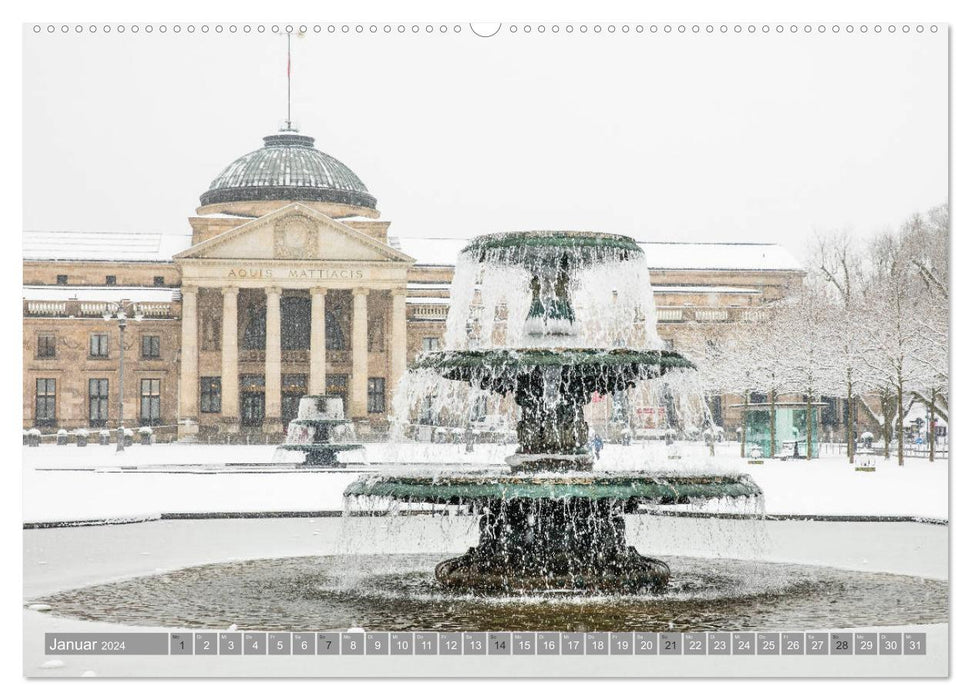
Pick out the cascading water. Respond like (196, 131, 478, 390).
(346, 231, 763, 594)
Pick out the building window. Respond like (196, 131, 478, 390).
(88, 378, 109, 427)
(708, 395, 723, 427)
(325, 310, 345, 350)
(419, 395, 436, 424)
(35, 378, 56, 426)
(89, 333, 110, 358)
(56, 274, 68, 285)
(367, 377, 386, 414)
(200, 377, 222, 414)
(139, 378, 161, 425)
(470, 395, 488, 422)
(36, 334, 57, 359)
(422, 337, 440, 352)
(242, 304, 266, 350)
(141, 335, 161, 359)
(327, 374, 349, 414)
(368, 316, 385, 352)
(240, 374, 265, 427)
(105, 275, 117, 286)
(153, 276, 165, 287)
(281, 297, 311, 351)
(282, 374, 308, 426)
(202, 315, 221, 351)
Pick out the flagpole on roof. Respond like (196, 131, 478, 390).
(286, 30, 292, 130)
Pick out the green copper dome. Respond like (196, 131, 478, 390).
(200, 129, 376, 210)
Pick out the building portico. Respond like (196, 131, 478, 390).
(174, 202, 413, 437)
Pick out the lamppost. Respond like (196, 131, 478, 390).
(103, 301, 143, 452)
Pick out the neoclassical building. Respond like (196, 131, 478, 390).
(23, 125, 806, 440)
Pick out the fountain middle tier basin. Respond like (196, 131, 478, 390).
(413, 348, 694, 394)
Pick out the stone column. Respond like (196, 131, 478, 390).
(309, 287, 327, 395)
(178, 285, 199, 437)
(389, 287, 408, 403)
(264, 287, 283, 433)
(220, 286, 239, 432)
(350, 287, 370, 419)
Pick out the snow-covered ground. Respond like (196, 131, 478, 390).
(23, 516, 949, 677)
(22, 441, 948, 524)
(22, 441, 949, 677)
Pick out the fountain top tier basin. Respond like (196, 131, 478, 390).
(295, 394, 347, 421)
(463, 230, 643, 265)
(344, 471, 761, 505)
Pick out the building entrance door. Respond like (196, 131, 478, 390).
(241, 392, 265, 427)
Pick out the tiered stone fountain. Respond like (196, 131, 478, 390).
(277, 395, 362, 466)
(346, 231, 761, 594)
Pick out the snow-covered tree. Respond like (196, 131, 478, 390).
(812, 230, 870, 463)
(859, 225, 927, 466)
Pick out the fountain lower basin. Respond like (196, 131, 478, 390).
(345, 471, 761, 594)
(28, 550, 948, 632)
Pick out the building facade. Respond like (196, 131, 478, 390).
(23, 126, 806, 440)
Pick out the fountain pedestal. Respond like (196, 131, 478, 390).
(435, 498, 670, 593)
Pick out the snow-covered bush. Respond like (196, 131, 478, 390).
(74, 428, 89, 447)
(138, 426, 153, 445)
(98, 429, 111, 445)
(26, 428, 42, 447)
(56, 429, 69, 446)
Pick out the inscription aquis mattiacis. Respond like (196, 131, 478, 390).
(224, 268, 366, 280)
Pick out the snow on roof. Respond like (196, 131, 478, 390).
(395, 237, 803, 271)
(23, 231, 188, 262)
(639, 242, 803, 271)
(191, 212, 256, 220)
(23, 286, 178, 303)
(24, 230, 803, 272)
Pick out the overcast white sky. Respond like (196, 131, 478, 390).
(22, 25, 947, 260)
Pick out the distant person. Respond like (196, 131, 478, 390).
(592, 434, 604, 460)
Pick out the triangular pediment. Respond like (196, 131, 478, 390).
(174, 203, 414, 264)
